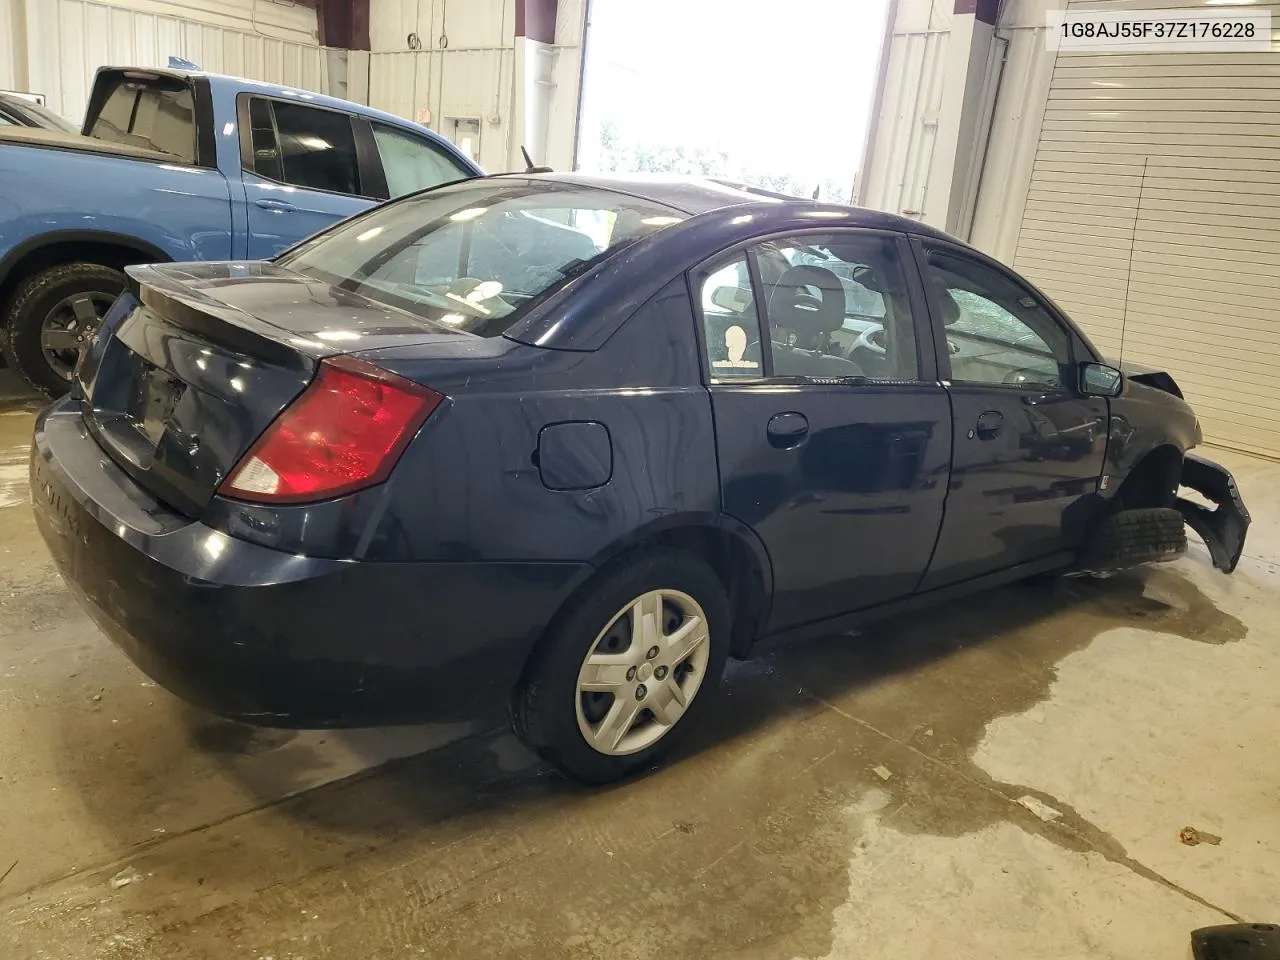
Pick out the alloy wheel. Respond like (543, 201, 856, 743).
(40, 291, 115, 381)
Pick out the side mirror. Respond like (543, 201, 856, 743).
(1079, 361, 1123, 398)
(711, 285, 752, 313)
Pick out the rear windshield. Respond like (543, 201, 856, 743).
(5, 97, 77, 133)
(86, 74, 196, 162)
(277, 182, 686, 338)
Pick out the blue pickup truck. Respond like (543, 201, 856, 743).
(0, 66, 481, 393)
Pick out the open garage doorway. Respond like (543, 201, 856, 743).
(574, 0, 891, 203)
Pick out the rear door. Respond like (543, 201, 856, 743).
(912, 239, 1109, 590)
(695, 229, 951, 634)
(237, 96, 375, 259)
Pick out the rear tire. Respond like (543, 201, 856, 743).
(2, 263, 127, 397)
(511, 550, 730, 784)
(1079, 507, 1187, 574)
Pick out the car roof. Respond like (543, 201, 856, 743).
(494, 171, 955, 241)
(479, 173, 965, 352)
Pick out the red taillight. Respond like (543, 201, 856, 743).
(219, 356, 443, 504)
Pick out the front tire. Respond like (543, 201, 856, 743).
(1079, 506, 1187, 574)
(511, 550, 730, 784)
(2, 263, 126, 396)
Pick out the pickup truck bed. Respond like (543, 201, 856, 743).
(0, 66, 481, 395)
(0, 126, 175, 162)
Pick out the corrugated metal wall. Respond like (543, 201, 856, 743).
(364, 0, 586, 172)
(1011, 0, 1280, 458)
(859, 26, 949, 222)
(367, 0, 518, 171)
(5, 0, 323, 121)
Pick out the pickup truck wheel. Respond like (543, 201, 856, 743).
(2, 263, 126, 396)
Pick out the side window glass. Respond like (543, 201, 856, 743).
(271, 101, 360, 196)
(246, 98, 283, 182)
(926, 251, 1070, 389)
(372, 123, 472, 198)
(755, 233, 919, 382)
(698, 256, 764, 380)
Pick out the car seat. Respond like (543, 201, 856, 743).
(768, 265, 865, 377)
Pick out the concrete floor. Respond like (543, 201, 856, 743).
(2, 366, 1279, 959)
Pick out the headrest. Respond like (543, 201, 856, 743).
(769, 265, 846, 343)
(932, 280, 961, 326)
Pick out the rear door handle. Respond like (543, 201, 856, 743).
(255, 199, 297, 213)
(975, 410, 1004, 440)
(767, 412, 809, 449)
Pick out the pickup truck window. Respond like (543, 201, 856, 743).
(372, 123, 472, 198)
(87, 75, 196, 163)
(247, 98, 284, 182)
(271, 100, 361, 196)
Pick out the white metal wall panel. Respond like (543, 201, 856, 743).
(365, 0, 586, 171)
(966, 8, 1059, 262)
(1011, 0, 1280, 458)
(859, 28, 950, 221)
(0, 0, 20, 90)
(366, 48, 513, 170)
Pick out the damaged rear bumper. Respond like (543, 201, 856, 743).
(1177, 454, 1251, 573)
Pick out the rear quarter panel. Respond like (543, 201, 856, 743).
(368, 279, 719, 564)
(205, 280, 720, 566)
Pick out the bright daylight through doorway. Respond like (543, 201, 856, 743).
(575, 0, 892, 203)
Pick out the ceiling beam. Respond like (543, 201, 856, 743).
(306, 0, 370, 51)
(516, 0, 557, 44)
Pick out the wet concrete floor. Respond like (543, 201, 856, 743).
(2, 368, 1278, 958)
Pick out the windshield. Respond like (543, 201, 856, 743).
(278, 182, 687, 338)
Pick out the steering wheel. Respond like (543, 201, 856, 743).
(1003, 366, 1057, 387)
(853, 324, 886, 357)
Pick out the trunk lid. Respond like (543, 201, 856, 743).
(77, 262, 474, 516)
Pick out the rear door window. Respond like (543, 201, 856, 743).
(372, 123, 473, 198)
(270, 101, 362, 196)
(755, 232, 919, 382)
(696, 255, 765, 381)
(246, 98, 284, 182)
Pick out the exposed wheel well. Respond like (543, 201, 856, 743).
(0, 240, 166, 317)
(1115, 445, 1183, 510)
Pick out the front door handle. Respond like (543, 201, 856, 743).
(767, 412, 809, 449)
(975, 410, 1004, 440)
(255, 198, 297, 213)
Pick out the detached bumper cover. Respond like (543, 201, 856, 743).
(1177, 453, 1251, 574)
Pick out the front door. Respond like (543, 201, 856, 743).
(695, 230, 952, 633)
(914, 241, 1109, 590)
(238, 96, 375, 259)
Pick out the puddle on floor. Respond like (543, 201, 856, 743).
(773, 563, 1265, 958)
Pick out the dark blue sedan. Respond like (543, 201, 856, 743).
(30, 174, 1248, 783)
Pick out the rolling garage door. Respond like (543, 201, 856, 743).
(1010, 1, 1280, 458)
